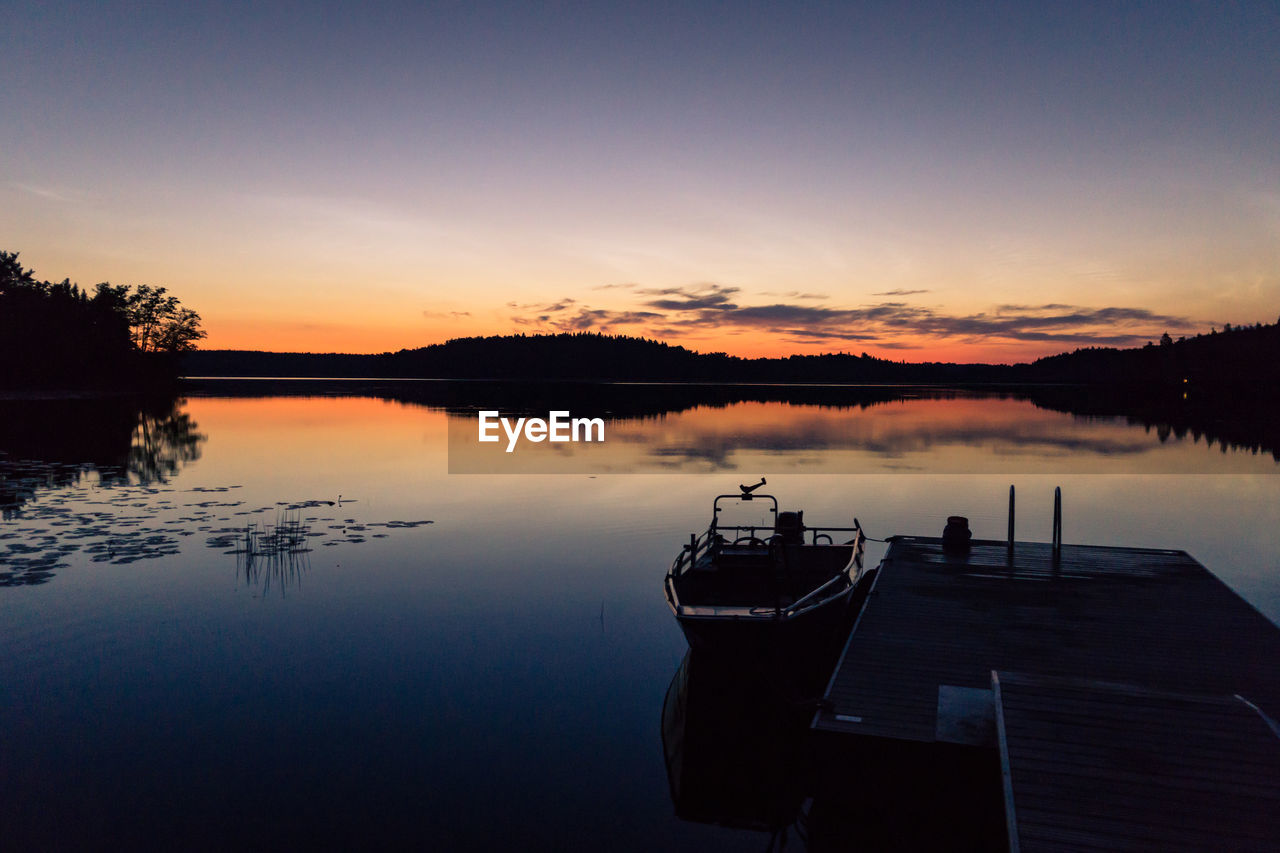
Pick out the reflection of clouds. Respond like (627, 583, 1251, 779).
(622, 404, 1164, 470)
(446, 390, 1279, 474)
(646, 443, 738, 472)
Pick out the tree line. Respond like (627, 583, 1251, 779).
(184, 331, 1016, 383)
(183, 324, 1280, 392)
(1, 250, 205, 388)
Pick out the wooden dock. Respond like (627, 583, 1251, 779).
(812, 536, 1280, 850)
(994, 672, 1280, 852)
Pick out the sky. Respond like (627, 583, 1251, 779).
(2, 0, 1278, 362)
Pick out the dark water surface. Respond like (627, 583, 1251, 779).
(3, 383, 1278, 849)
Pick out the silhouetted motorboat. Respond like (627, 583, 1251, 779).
(664, 483, 866, 654)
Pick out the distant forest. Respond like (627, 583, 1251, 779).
(184, 322, 1280, 394)
(1, 250, 204, 388)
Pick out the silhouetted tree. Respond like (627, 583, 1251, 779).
(0, 250, 204, 388)
(122, 284, 206, 353)
(0, 250, 36, 289)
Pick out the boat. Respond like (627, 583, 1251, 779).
(664, 482, 866, 655)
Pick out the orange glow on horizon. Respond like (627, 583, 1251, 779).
(200, 321, 1104, 365)
(203, 316, 488, 355)
(9, 235, 1239, 368)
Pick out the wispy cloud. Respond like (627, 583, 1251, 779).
(760, 290, 829, 300)
(553, 308, 663, 330)
(639, 283, 740, 311)
(873, 288, 931, 296)
(510, 297, 575, 312)
(11, 182, 80, 203)
(508, 296, 662, 332)
(779, 328, 884, 341)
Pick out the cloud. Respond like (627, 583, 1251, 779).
(422, 310, 471, 319)
(539, 298, 576, 313)
(670, 301, 1192, 346)
(11, 182, 79, 202)
(510, 307, 663, 333)
(873, 288, 931, 296)
(760, 290, 829, 300)
(641, 283, 740, 312)
(504, 282, 1199, 351)
(510, 297, 576, 312)
(662, 301, 926, 331)
(565, 309, 662, 329)
(781, 328, 888, 342)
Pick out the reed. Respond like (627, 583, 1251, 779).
(237, 509, 312, 594)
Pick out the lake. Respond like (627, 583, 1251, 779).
(3, 381, 1278, 849)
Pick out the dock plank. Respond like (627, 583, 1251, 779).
(996, 673, 1280, 852)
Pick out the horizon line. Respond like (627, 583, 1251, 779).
(188, 323, 1263, 368)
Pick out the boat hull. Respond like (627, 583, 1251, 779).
(664, 499, 869, 663)
(673, 582, 855, 661)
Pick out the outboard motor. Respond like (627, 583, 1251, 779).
(942, 515, 972, 554)
(775, 510, 805, 545)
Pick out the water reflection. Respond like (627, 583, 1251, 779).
(1, 395, 436, 588)
(181, 378, 1280, 472)
(3, 388, 1277, 849)
(0, 394, 205, 518)
(661, 650, 812, 843)
(1030, 385, 1280, 461)
(448, 396, 1280, 474)
(0, 396, 206, 585)
(662, 637, 1008, 850)
(127, 401, 204, 484)
(232, 511, 313, 596)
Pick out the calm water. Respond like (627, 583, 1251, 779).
(3, 383, 1278, 849)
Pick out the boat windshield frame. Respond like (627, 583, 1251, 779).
(711, 492, 779, 538)
(668, 494, 866, 581)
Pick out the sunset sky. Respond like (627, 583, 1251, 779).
(3, 1, 1277, 362)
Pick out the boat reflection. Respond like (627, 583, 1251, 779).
(658, 543, 879, 849)
(660, 555, 1011, 851)
(662, 646, 1011, 851)
(661, 648, 822, 846)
